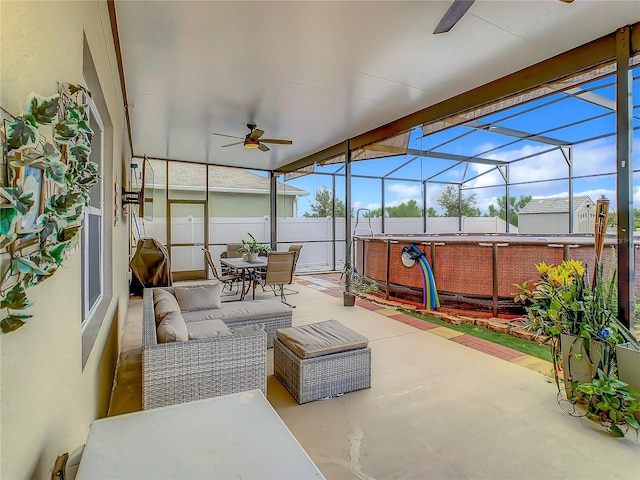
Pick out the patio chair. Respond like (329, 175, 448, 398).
(253, 251, 296, 307)
(220, 243, 244, 275)
(203, 247, 241, 294)
(283, 244, 303, 296)
(288, 244, 303, 272)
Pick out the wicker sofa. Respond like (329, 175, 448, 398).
(142, 284, 293, 409)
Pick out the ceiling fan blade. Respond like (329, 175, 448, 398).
(212, 132, 243, 140)
(221, 141, 244, 147)
(433, 0, 475, 34)
(260, 139, 293, 145)
(249, 128, 264, 140)
(258, 143, 270, 152)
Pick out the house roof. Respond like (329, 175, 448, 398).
(519, 196, 594, 215)
(153, 163, 308, 197)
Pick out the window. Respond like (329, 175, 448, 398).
(81, 98, 104, 327)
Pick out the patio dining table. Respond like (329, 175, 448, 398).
(220, 256, 268, 300)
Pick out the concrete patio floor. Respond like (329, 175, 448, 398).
(110, 274, 640, 480)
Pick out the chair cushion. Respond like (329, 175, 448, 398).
(157, 310, 189, 343)
(186, 319, 232, 340)
(181, 299, 291, 324)
(276, 319, 368, 359)
(174, 284, 221, 311)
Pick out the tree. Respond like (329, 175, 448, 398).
(364, 199, 423, 218)
(386, 199, 422, 217)
(486, 195, 531, 227)
(303, 186, 347, 217)
(426, 207, 438, 217)
(435, 185, 480, 217)
(608, 209, 640, 229)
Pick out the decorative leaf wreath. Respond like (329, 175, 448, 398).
(0, 83, 99, 333)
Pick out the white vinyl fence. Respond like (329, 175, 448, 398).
(134, 216, 515, 273)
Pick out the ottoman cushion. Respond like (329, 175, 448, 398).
(276, 319, 368, 359)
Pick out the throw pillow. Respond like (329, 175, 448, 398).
(154, 295, 181, 325)
(187, 319, 232, 340)
(157, 310, 189, 343)
(174, 284, 221, 312)
(153, 288, 175, 304)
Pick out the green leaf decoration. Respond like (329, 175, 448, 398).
(77, 119, 93, 136)
(68, 143, 91, 163)
(44, 158, 68, 186)
(65, 83, 91, 98)
(74, 162, 99, 189)
(54, 118, 79, 144)
(0, 207, 19, 236)
(27, 92, 60, 125)
(16, 257, 50, 276)
(1, 84, 97, 333)
(6, 119, 38, 151)
(0, 314, 32, 334)
(38, 215, 59, 243)
(0, 187, 34, 215)
(1, 283, 31, 310)
(57, 226, 80, 243)
(0, 232, 17, 249)
(45, 192, 84, 219)
(46, 242, 69, 264)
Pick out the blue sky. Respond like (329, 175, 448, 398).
(284, 69, 640, 218)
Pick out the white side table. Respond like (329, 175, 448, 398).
(77, 390, 324, 479)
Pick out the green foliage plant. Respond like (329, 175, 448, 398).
(573, 368, 640, 438)
(344, 265, 379, 295)
(514, 257, 640, 437)
(0, 83, 99, 333)
(237, 233, 271, 255)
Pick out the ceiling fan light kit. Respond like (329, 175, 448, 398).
(212, 122, 292, 152)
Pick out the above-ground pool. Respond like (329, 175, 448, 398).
(353, 233, 636, 316)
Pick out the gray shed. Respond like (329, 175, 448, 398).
(518, 196, 595, 234)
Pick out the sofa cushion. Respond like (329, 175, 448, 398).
(154, 292, 181, 325)
(182, 299, 291, 324)
(157, 310, 189, 343)
(153, 288, 175, 304)
(186, 319, 232, 340)
(175, 284, 221, 312)
(276, 319, 368, 359)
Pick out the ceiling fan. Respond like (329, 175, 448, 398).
(212, 123, 293, 152)
(433, 0, 574, 35)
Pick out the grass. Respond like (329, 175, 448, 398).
(402, 309, 553, 362)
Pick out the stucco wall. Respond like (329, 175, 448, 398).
(0, 2, 129, 478)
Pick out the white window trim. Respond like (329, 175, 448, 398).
(81, 97, 105, 329)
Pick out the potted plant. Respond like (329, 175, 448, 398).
(514, 258, 640, 436)
(514, 260, 622, 394)
(572, 368, 640, 438)
(342, 265, 378, 307)
(237, 233, 270, 263)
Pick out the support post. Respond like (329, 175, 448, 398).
(615, 26, 633, 330)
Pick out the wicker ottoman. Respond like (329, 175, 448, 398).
(274, 319, 371, 404)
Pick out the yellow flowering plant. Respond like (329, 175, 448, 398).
(514, 259, 620, 344)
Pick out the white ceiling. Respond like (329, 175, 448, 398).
(114, 1, 639, 172)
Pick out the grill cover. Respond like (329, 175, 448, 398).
(130, 238, 172, 287)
